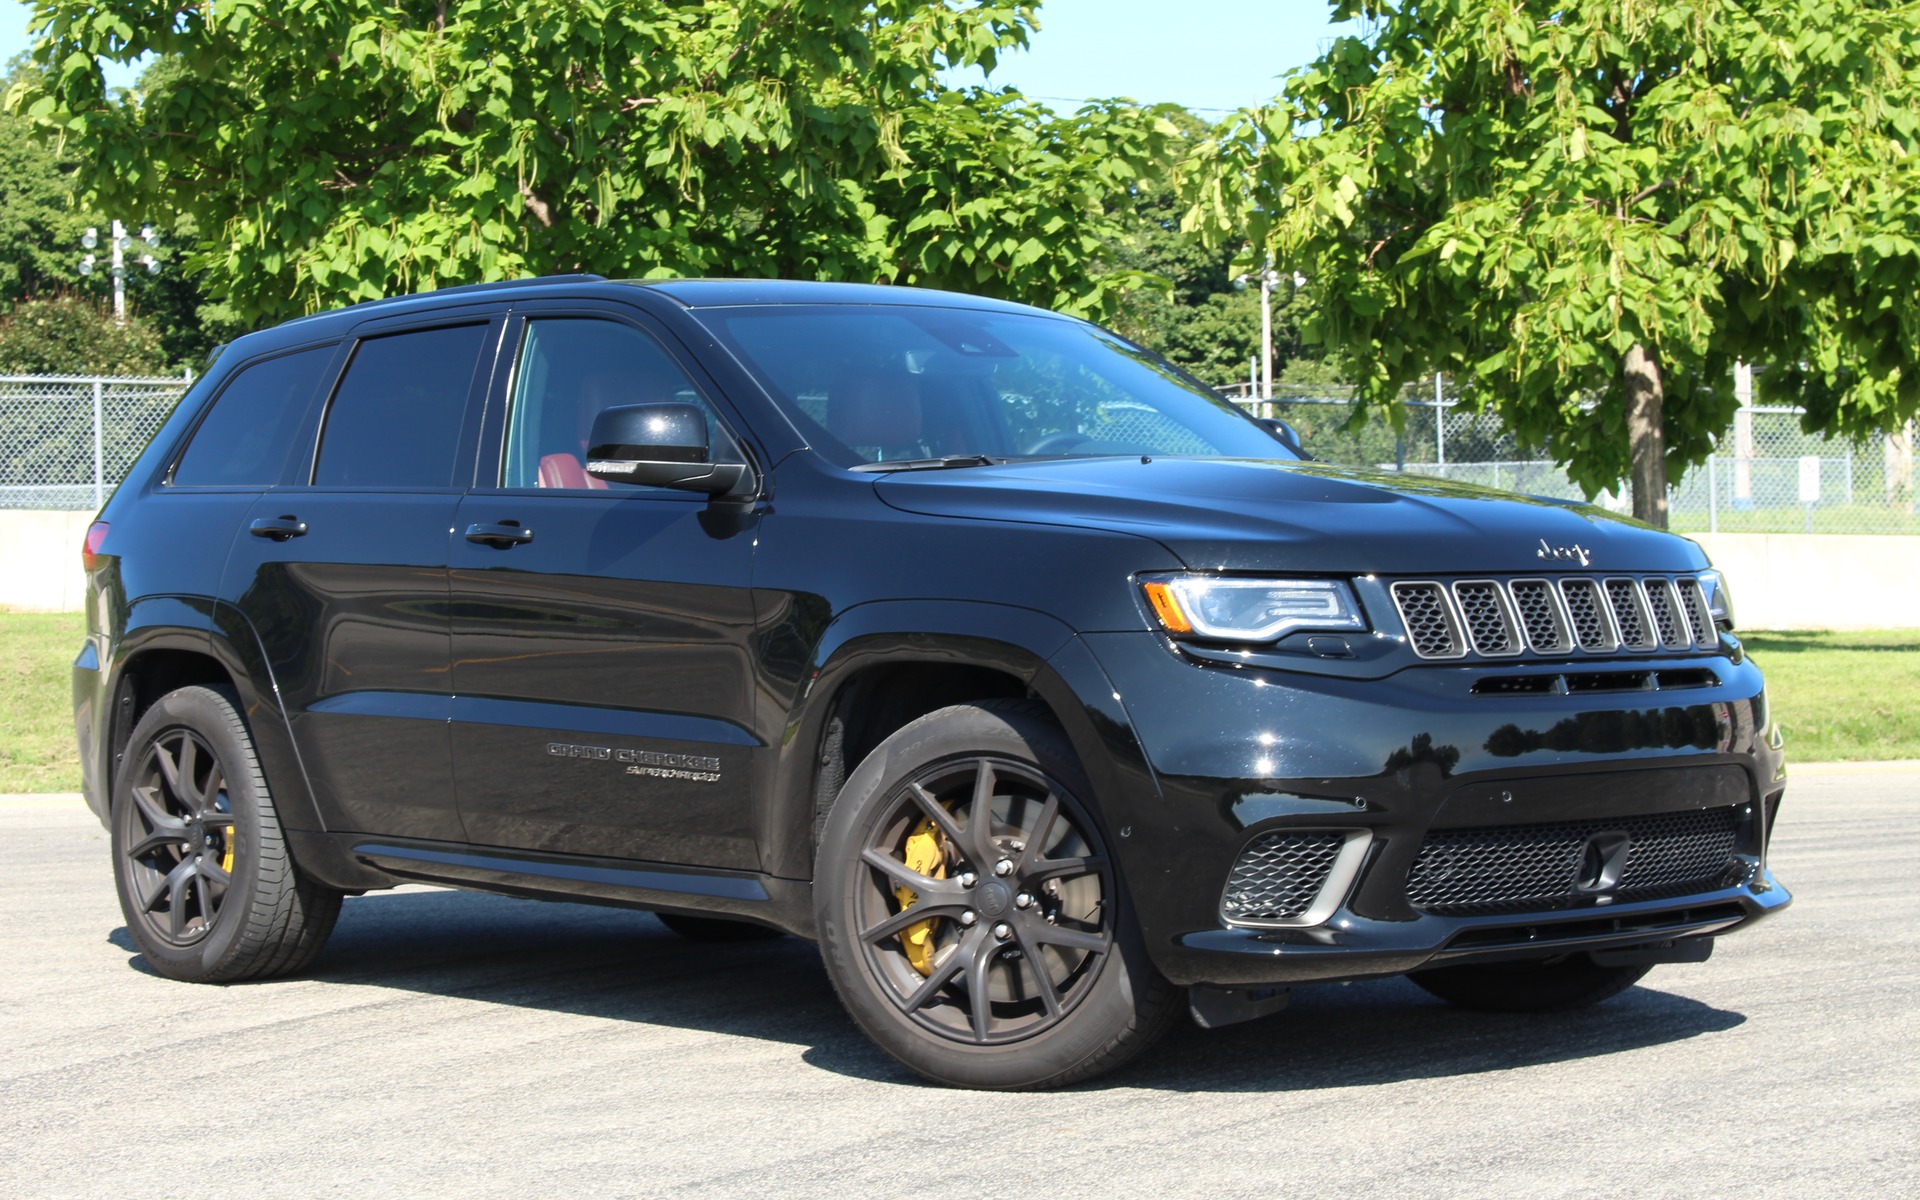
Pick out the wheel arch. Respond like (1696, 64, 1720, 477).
(760, 600, 1145, 882)
(97, 598, 321, 835)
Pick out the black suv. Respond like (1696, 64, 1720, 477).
(73, 276, 1789, 1089)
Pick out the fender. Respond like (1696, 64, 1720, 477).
(88, 595, 322, 838)
(758, 598, 1164, 881)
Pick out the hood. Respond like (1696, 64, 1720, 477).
(873, 457, 1705, 575)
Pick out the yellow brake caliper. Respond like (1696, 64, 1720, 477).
(895, 818, 949, 976)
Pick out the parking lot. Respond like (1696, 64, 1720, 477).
(4, 765, 1915, 1198)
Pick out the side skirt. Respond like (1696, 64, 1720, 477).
(290, 831, 815, 937)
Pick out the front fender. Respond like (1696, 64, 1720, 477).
(758, 600, 1160, 883)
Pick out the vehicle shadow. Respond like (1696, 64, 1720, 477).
(110, 887, 1748, 1093)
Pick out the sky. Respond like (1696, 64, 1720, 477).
(2, 0, 1356, 109)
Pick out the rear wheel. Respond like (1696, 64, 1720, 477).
(815, 700, 1178, 1090)
(1409, 955, 1652, 1012)
(111, 685, 342, 982)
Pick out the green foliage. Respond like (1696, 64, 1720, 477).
(0, 611, 85, 792)
(0, 293, 170, 375)
(10, 1, 1172, 325)
(1185, 0, 1920, 507)
(0, 54, 91, 312)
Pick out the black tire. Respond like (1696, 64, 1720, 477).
(1409, 954, 1653, 1012)
(110, 685, 342, 983)
(655, 912, 786, 942)
(814, 699, 1179, 1090)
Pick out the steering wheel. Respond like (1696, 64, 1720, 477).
(1027, 430, 1093, 455)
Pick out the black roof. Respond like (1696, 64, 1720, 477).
(222, 275, 1064, 363)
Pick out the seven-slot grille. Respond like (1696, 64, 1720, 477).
(1390, 575, 1721, 660)
(1403, 806, 1743, 915)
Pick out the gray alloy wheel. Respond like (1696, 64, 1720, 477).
(111, 685, 341, 983)
(815, 700, 1179, 1089)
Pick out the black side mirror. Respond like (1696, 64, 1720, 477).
(586, 403, 751, 496)
(1258, 417, 1308, 458)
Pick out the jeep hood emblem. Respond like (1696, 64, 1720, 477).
(1536, 539, 1593, 567)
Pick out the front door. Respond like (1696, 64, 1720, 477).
(447, 312, 763, 868)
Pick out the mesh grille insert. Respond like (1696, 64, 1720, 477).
(1404, 806, 1742, 915)
(1453, 582, 1518, 655)
(1559, 579, 1617, 651)
(1392, 582, 1460, 658)
(1606, 579, 1655, 649)
(1644, 579, 1688, 649)
(1222, 831, 1349, 923)
(1508, 580, 1568, 652)
(1674, 577, 1715, 646)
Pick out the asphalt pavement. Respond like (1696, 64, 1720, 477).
(3, 765, 1915, 1198)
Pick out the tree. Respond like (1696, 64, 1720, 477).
(0, 294, 170, 374)
(1185, 0, 1920, 526)
(9, 1, 1170, 327)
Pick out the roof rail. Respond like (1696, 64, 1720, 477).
(279, 273, 610, 326)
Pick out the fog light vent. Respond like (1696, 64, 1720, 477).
(1222, 831, 1348, 924)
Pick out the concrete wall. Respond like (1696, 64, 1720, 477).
(1688, 533, 1920, 631)
(3, 508, 1915, 629)
(1, 510, 95, 613)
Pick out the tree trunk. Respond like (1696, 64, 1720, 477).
(1623, 343, 1668, 528)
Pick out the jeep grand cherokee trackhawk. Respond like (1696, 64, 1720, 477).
(72, 276, 1789, 1089)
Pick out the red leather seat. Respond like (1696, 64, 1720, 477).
(537, 453, 607, 490)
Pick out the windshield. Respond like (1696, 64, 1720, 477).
(693, 304, 1297, 467)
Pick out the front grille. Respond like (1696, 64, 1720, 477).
(1508, 579, 1570, 652)
(1405, 806, 1742, 915)
(1674, 577, 1716, 645)
(1560, 578, 1617, 651)
(1390, 573, 1720, 660)
(1606, 578, 1656, 649)
(1453, 581, 1521, 656)
(1221, 831, 1349, 923)
(1389, 582, 1462, 658)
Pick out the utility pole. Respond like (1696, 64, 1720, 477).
(1259, 265, 1274, 401)
(79, 220, 160, 325)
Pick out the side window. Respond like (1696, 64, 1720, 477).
(172, 346, 334, 487)
(500, 318, 740, 491)
(314, 324, 490, 488)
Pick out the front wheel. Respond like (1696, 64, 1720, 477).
(1409, 955, 1652, 1012)
(814, 700, 1178, 1090)
(111, 685, 342, 982)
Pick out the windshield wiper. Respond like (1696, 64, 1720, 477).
(851, 454, 1000, 473)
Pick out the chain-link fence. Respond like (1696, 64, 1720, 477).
(1, 375, 192, 510)
(1235, 383, 1918, 536)
(6, 371, 1916, 534)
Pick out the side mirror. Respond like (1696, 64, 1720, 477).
(586, 403, 751, 497)
(1258, 417, 1308, 458)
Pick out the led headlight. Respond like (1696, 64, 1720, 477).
(1700, 569, 1736, 630)
(1141, 575, 1367, 642)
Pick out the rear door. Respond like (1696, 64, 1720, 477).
(220, 313, 504, 840)
(446, 306, 764, 867)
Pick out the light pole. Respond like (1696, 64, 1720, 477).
(79, 219, 161, 325)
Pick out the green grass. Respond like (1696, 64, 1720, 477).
(1741, 629, 1920, 763)
(1, 611, 86, 793)
(0, 616, 1914, 794)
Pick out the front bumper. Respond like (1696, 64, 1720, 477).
(1073, 632, 1791, 988)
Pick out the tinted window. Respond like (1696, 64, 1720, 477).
(172, 346, 333, 486)
(314, 324, 489, 488)
(500, 318, 739, 491)
(697, 307, 1296, 466)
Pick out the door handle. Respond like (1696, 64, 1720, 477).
(464, 521, 534, 547)
(248, 516, 308, 541)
